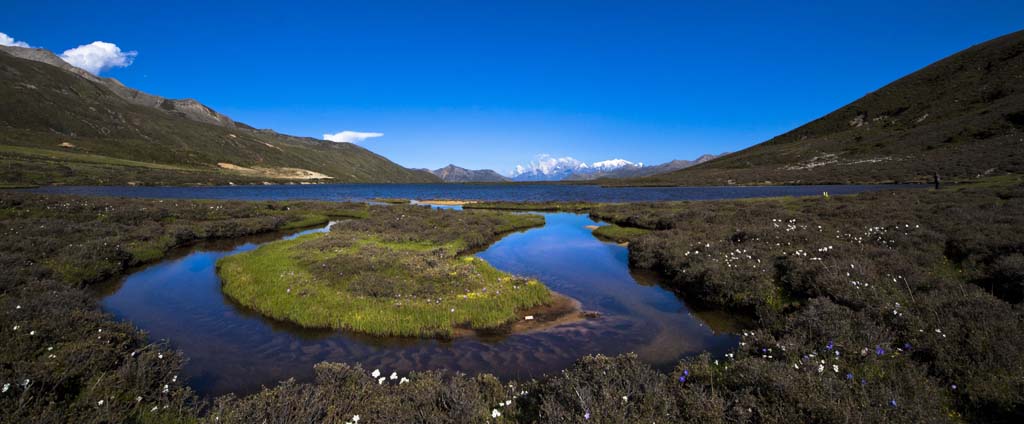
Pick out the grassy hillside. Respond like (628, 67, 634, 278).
(0, 49, 440, 185)
(623, 30, 1024, 186)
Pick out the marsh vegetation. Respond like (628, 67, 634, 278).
(2, 178, 1023, 422)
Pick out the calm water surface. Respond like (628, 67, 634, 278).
(97, 212, 739, 396)
(32, 183, 912, 203)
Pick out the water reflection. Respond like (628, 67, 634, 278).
(98, 212, 739, 396)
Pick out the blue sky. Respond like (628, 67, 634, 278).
(2, 1, 1022, 174)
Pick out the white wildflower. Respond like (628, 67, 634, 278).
(400, 377, 410, 384)
(371, 369, 381, 378)
(390, 372, 398, 380)
(98, 400, 104, 406)
(492, 408, 501, 418)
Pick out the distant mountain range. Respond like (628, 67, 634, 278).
(509, 154, 725, 181)
(569, 154, 726, 181)
(510, 156, 639, 181)
(0, 45, 440, 186)
(430, 165, 510, 182)
(620, 30, 1024, 185)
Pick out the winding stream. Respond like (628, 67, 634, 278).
(96, 211, 739, 396)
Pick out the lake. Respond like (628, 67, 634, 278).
(31, 183, 914, 203)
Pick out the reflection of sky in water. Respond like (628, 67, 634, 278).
(100, 213, 738, 397)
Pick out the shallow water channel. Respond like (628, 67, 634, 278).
(96, 211, 739, 396)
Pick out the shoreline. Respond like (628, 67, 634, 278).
(453, 292, 592, 338)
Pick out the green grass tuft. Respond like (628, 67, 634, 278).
(592, 224, 650, 243)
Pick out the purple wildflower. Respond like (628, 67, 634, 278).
(875, 345, 885, 356)
(826, 340, 834, 351)
(890, 399, 897, 408)
(584, 411, 590, 420)
(845, 373, 853, 380)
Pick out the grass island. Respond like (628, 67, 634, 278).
(218, 205, 574, 337)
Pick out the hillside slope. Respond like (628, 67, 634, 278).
(0, 46, 439, 186)
(627, 30, 1024, 186)
(431, 164, 510, 182)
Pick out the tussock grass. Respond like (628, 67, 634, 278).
(591, 224, 649, 243)
(371, 197, 411, 204)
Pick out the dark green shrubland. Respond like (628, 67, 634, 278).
(583, 178, 1024, 422)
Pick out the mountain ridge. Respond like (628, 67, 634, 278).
(431, 164, 510, 182)
(0, 45, 440, 186)
(0, 45, 240, 128)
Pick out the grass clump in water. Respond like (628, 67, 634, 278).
(218, 205, 551, 337)
(592, 224, 650, 244)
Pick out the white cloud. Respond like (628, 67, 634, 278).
(0, 32, 31, 48)
(59, 41, 136, 75)
(323, 130, 384, 143)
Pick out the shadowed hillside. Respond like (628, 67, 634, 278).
(0, 46, 440, 186)
(623, 30, 1024, 186)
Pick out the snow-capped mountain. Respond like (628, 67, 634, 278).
(510, 155, 642, 181)
(591, 159, 644, 171)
